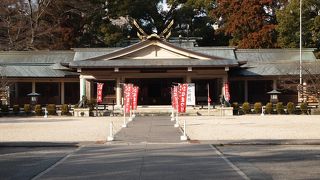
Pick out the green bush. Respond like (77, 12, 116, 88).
(253, 102, 262, 114)
(35, 104, 42, 116)
(242, 102, 251, 114)
(286, 102, 295, 114)
(265, 102, 273, 114)
(24, 104, 31, 114)
(46, 104, 56, 115)
(232, 102, 239, 115)
(87, 99, 97, 111)
(61, 104, 69, 115)
(13, 105, 20, 115)
(1, 105, 9, 113)
(300, 102, 308, 114)
(276, 102, 284, 114)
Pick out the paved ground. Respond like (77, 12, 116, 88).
(1, 115, 320, 179)
(0, 116, 123, 143)
(179, 115, 320, 141)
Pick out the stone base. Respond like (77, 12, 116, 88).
(74, 108, 90, 117)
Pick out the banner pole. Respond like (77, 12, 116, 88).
(207, 83, 210, 116)
(174, 112, 179, 128)
(122, 107, 127, 128)
(180, 118, 187, 141)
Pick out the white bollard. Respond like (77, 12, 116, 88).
(128, 109, 133, 121)
(107, 121, 114, 141)
(132, 110, 136, 119)
(122, 110, 127, 128)
(174, 112, 179, 128)
(44, 108, 48, 118)
(171, 109, 175, 121)
(180, 118, 188, 141)
(261, 106, 265, 116)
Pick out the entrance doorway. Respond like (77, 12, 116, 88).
(126, 78, 182, 105)
(192, 79, 221, 105)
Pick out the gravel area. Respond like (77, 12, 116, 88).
(0, 116, 124, 143)
(179, 115, 320, 140)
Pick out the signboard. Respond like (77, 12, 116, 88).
(96, 83, 104, 103)
(186, 83, 195, 106)
(178, 84, 188, 113)
(224, 82, 230, 102)
(132, 86, 139, 110)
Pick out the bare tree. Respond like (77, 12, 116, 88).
(278, 60, 320, 107)
(0, 66, 13, 105)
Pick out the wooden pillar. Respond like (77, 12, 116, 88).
(79, 76, 86, 100)
(244, 80, 248, 102)
(32, 81, 36, 93)
(116, 77, 122, 107)
(186, 76, 192, 83)
(60, 82, 65, 104)
(273, 79, 277, 90)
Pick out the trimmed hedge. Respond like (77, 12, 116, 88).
(253, 102, 262, 114)
(300, 102, 308, 114)
(13, 105, 20, 115)
(46, 104, 56, 115)
(24, 104, 31, 114)
(276, 102, 284, 114)
(35, 104, 43, 116)
(242, 102, 251, 114)
(231, 102, 239, 115)
(61, 104, 70, 115)
(287, 102, 295, 114)
(265, 102, 273, 114)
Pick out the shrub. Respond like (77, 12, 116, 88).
(87, 99, 97, 111)
(276, 102, 284, 114)
(286, 102, 295, 114)
(265, 103, 273, 114)
(24, 104, 31, 114)
(1, 105, 9, 113)
(242, 102, 251, 114)
(35, 104, 42, 116)
(231, 102, 239, 115)
(61, 104, 69, 115)
(300, 102, 308, 114)
(46, 104, 56, 115)
(13, 105, 20, 115)
(253, 102, 262, 114)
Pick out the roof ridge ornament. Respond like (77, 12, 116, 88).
(132, 19, 174, 41)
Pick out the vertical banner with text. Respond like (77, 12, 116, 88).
(173, 85, 179, 110)
(96, 83, 104, 103)
(132, 86, 139, 110)
(123, 84, 133, 114)
(186, 83, 195, 106)
(178, 84, 188, 113)
(224, 82, 230, 102)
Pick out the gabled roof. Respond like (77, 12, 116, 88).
(70, 35, 239, 68)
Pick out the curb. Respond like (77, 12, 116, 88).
(191, 139, 320, 146)
(0, 142, 82, 148)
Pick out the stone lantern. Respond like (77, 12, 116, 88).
(267, 89, 281, 103)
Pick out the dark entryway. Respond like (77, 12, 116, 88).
(126, 78, 182, 105)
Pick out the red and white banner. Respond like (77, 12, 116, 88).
(178, 84, 188, 113)
(96, 83, 104, 103)
(224, 82, 230, 102)
(172, 86, 179, 110)
(132, 86, 139, 110)
(123, 84, 133, 114)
